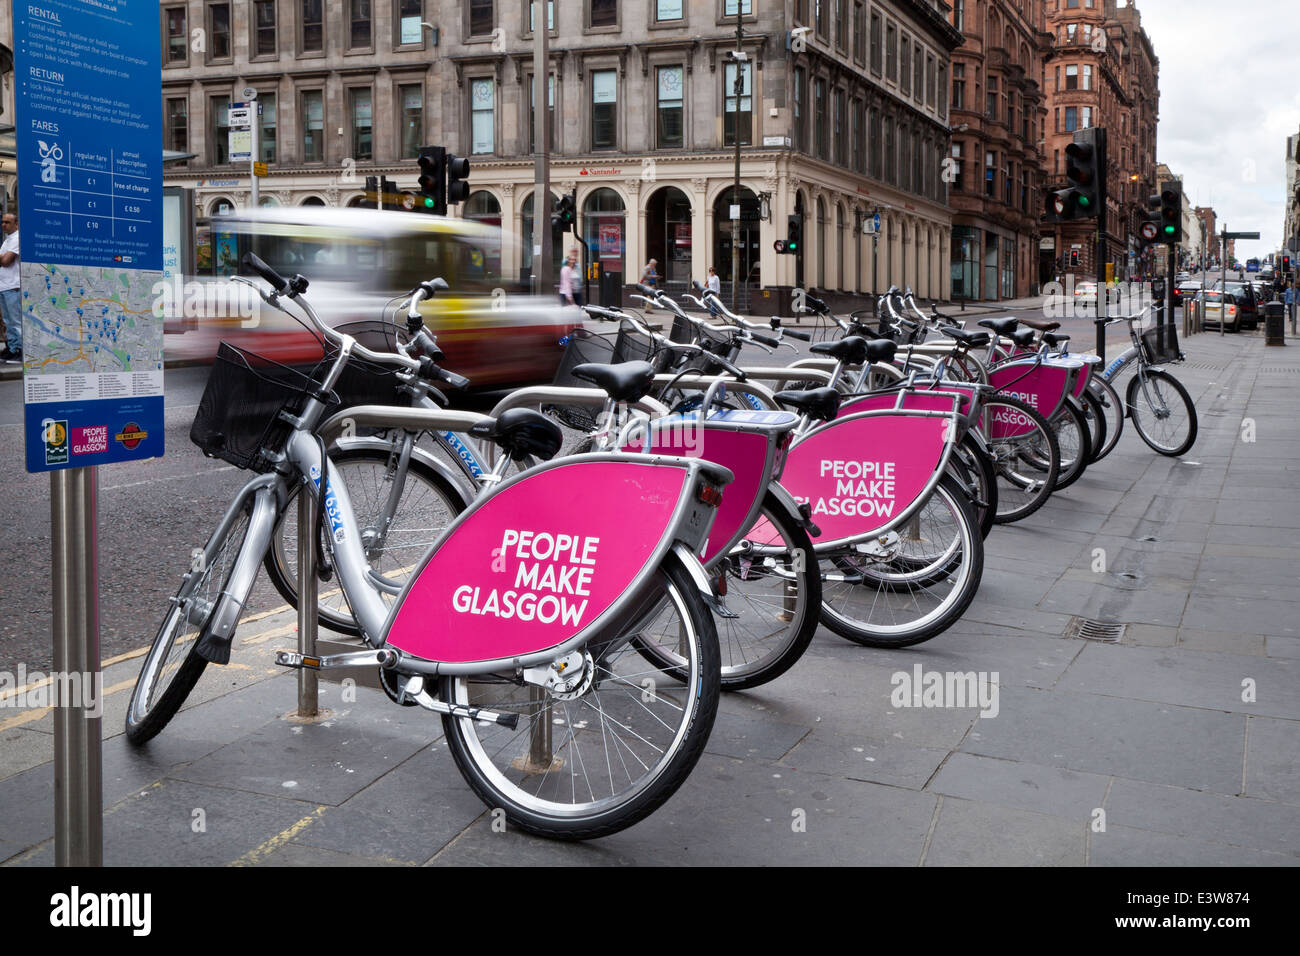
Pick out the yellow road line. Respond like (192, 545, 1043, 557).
(228, 806, 329, 867)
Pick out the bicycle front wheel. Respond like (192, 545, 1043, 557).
(125, 500, 253, 744)
(441, 551, 720, 840)
(1127, 368, 1198, 456)
(265, 444, 468, 636)
(981, 396, 1059, 524)
(818, 475, 983, 648)
(1048, 397, 1092, 492)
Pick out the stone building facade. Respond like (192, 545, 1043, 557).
(1041, 0, 1158, 281)
(156, 0, 964, 302)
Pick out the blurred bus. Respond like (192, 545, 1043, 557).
(170, 206, 576, 388)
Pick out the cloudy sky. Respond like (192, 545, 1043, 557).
(1136, 0, 1297, 257)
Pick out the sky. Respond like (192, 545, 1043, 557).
(1134, 0, 1298, 258)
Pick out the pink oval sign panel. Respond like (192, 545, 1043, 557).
(385, 460, 688, 664)
(987, 362, 1074, 437)
(776, 413, 949, 542)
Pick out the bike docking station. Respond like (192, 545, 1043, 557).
(13, 1, 166, 865)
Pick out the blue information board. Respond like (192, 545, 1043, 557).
(15, 0, 165, 473)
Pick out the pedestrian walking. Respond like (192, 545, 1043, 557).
(640, 258, 659, 289)
(0, 212, 21, 363)
(559, 249, 582, 308)
(705, 266, 722, 316)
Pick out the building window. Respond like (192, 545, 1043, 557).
(302, 0, 323, 52)
(813, 78, 826, 159)
(938, 64, 947, 116)
(951, 142, 962, 191)
(725, 62, 752, 147)
(984, 150, 995, 196)
(725, 0, 753, 15)
(833, 88, 845, 166)
(528, 73, 555, 153)
(1065, 64, 1078, 90)
(1004, 159, 1013, 204)
(351, 89, 373, 160)
(853, 2, 865, 60)
(211, 96, 230, 165)
(254, 1, 277, 56)
(657, 66, 684, 148)
(834, 0, 846, 48)
(952, 63, 965, 110)
(884, 116, 895, 184)
(986, 75, 998, 120)
(953, 0, 964, 32)
(886, 23, 897, 82)
(591, 70, 617, 150)
(1021, 169, 1029, 213)
(471, 78, 495, 154)
(792, 67, 805, 152)
(851, 98, 863, 174)
(656, 0, 684, 21)
(301, 90, 324, 162)
(165, 7, 187, 63)
(913, 44, 924, 103)
(870, 11, 882, 75)
(209, 4, 231, 60)
(260, 93, 277, 162)
(590, 0, 617, 27)
(1080, 106, 1092, 129)
(900, 36, 911, 96)
(1064, 106, 1078, 131)
(528, 0, 555, 31)
(166, 97, 188, 153)
(350, 0, 372, 47)
(899, 127, 910, 191)
(926, 55, 936, 108)
(1082, 65, 1093, 91)
(469, 0, 494, 35)
(400, 84, 423, 157)
(869, 108, 881, 179)
(398, 0, 423, 43)
(814, 0, 825, 35)
(1066, 23, 1077, 43)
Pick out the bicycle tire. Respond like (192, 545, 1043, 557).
(632, 490, 820, 691)
(1126, 368, 1198, 457)
(1048, 397, 1092, 492)
(1087, 376, 1124, 462)
(440, 550, 720, 840)
(264, 445, 467, 636)
(818, 474, 983, 648)
(125, 501, 253, 745)
(1080, 388, 1108, 464)
(950, 434, 997, 539)
(982, 396, 1060, 524)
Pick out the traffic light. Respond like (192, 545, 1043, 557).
(417, 145, 446, 214)
(446, 154, 471, 206)
(551, 191, 575, 237)
(784, 213, 802, 255)
(1283, 255, 1292, 275)
(1057, 128, 1102, 221)
(1158, 181, 1183, 243)
(1137, 192, 1163, 250)
(1070, 250, 1080, 268)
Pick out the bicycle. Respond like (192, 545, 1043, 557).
(1097, 307, 1198, 457)
(126, 253, 733, 840)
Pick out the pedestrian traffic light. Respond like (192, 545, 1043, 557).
(446, 154, 471, 206)
(1059, 128, 1101, 221)
(785, 214, 802, 255)
(417, 145, 447, 214)
(1159, 181, 1183, 243)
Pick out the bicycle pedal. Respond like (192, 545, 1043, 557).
(275, 651, 320, 670)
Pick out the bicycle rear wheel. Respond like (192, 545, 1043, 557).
(1048, 397, 1092, 491)
(1127, 368, 1197, 457)
(441, 551, 720, 840)
(1088, 376, 1124, 462)
(982, 396, 1059, 524)
(125, 500, 252, 744)
(1080, 389, 1108, 464)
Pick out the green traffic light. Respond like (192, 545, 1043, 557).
(1078, 195, 1091, 207)
(1163, 225, 1176, 234)
(788, 242, 798, 252)
(424, 197, 434, 208)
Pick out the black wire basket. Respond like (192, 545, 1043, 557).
(191, 343, 337, 472)
(323, 320, 415, 411)
(1139, 324, 1182, 364)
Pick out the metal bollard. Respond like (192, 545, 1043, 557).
(297, 484, 318, 716)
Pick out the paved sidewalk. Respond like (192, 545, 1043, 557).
(2, 326, 1298, 865)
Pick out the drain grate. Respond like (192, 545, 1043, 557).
(1065, 617, 1126, 643)
(1182, 363, 1227, 371)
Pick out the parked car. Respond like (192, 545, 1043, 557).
(1172, 280, 1202, 308)
(1212, 279, 1259, 330)
(1201, 289, 1241, 332)
(1175, 271, 1192, 283)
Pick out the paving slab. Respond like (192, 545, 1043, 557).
(927, 751, 1111, 822)
(1088, 825, 1297, 866)
(923, 798, 1086, 866)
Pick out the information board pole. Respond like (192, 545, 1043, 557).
(51, 467, 102, 867)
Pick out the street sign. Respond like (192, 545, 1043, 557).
(229, 128, 253, 163)
(1140, 221, 1158, 241)
(873, 212, 881, 233)
(227, 103, 252, 128)
(253, 161, 268, 178)
(1224, 231, 1261, 240)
